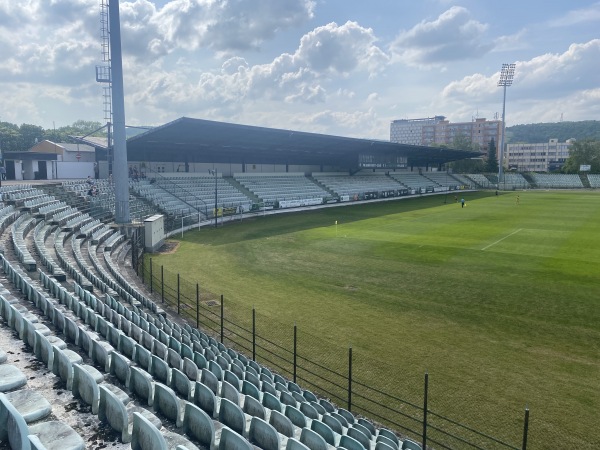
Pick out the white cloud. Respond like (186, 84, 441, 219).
(438, 39, 600, 123)
(119, 0, 316, 57)
(127, 21, 388, 118)
(390, 6, 493, 67)
(547, 3, 600, 27)
(295, 21, 389, 74)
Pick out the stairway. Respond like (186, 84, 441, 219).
(579, 173, 591, 188)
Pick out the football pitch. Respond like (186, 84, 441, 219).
(148, 190, 600, 449)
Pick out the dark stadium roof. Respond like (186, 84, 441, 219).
(124, 117, 481, 168)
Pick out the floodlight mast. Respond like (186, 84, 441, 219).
(498, 63, 515, 185)
(109, 0, 130, 224)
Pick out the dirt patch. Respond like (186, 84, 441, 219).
(158, 240, 180, 254)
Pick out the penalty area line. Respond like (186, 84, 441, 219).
(482, 228, 523, 251)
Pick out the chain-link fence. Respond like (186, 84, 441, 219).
(138, 257, 531, 450)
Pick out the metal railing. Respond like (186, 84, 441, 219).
(137, 257, 531, 450)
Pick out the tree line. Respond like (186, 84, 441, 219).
(0, 120, 104, 153)
(506, 120, 600, 143)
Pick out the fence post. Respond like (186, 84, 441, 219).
(293, 323, 297, 384)
(252, 307, 256, 361)
(423, 372, 429, 450)
(177, 273, 180, 315)
(141, 257, 144, 283)
(161, 265, 164, 303)
(149, 258, 153, 293)
(132, 237, 137, 275)
(522, 406, 529, 450)
(348, 346, 352, 411)
(196, 283, 200, 328)
(220, 294, 224, 344)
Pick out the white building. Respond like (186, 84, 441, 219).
(2, 140, 96, 180)
(391, 116, 502, 152)
(506, 139, 574, 172)
(390, 116, 446, 145)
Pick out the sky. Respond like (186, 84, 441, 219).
(0, 0, 599, 140)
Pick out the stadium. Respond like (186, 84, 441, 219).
(1, 1, 599, 450)
(0, 110, 599, 450)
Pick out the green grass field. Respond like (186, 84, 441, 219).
(147, 191, 600, 449)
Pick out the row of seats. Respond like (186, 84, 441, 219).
(235, 174, 329, 204)
(23, 195, 58, 211)
(388, 174, 436, 190)
(11, 213, 38, 271)
(531, 173, 584, 188)
(0, 184, 33, 198)
(37, 200, 70, 220)
(313, 175, 403, 198)
(0, 204, 18, 238)
(33, 220, 67, 281)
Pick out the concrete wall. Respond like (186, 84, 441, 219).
(56, 162, 95, 179)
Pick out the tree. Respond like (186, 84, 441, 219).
(562, 140, 600, 174)
(451, 133, 478, 151)
(448, 158, 485, 174)
(485, 138, 499, 173)
(0, 122, 21, 152)
(19, 124, 44, 149)
(70, 120, 104, 135)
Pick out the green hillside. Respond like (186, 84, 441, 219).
(506, 120, 600, 143)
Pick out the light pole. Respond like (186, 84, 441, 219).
(498, 63, 515, 186)
(208, 169, 218, 228)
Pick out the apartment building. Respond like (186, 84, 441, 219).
(506, 139, 574, 172)
(390, 117, 502, 152)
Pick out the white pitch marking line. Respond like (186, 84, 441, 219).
(482, 228, 523, 251)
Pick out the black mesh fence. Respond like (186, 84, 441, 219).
(137, 256, 529, 450)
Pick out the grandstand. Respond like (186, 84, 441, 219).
(530, 173, 584, 188)
(499, 173, 530, 189)
(131, 173, 253, 217)
(312, 173, 406, 199)
(465, 173, 493, 188)
(234, 173, 331, 207)
(388, 173, 437, 192)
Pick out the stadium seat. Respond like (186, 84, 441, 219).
(300, 428, 329, 450)
(242, 395, 266, 419)
(131, 411, 167, 450)
(218, 427, 253, 450)
(193, 381, 218, 418)
(218, 398, 246, 435)
(249, 416, 281, 450)
(182, 402, 218, 448)
(269, 409, 295, 438)
(311, 419, 336, 446)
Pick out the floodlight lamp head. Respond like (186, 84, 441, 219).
(498, 63, 516, 87)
